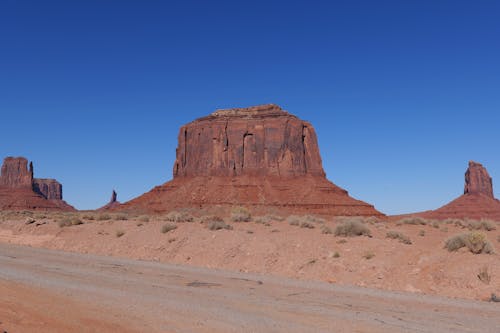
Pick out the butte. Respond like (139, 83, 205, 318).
(418, 161, 500, 220)
(0, 156, 75, 211)
(118, 104, 382, 216)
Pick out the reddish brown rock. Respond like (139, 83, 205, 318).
(33, 179, 63, 200)
(120, 104, 382, 216)
(174, 104, 325, 178)
(0, 157, 74, 211)
(464, 161, 493, 197)
(0, 157, 33, 188)
(97, 190, 121, 211)
(417, 161, 500, 220)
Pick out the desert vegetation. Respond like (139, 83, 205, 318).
(334, 218, 371, 237)
(165, 211, 194, 223)
(444, 232, 494, 254)
(161, 223, 177, 233)
(230, 206, 252, 222)
(386, 231, 412, 244)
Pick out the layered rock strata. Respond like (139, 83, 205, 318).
(0, 157, 74, 211)
(121, 104, 382, 216)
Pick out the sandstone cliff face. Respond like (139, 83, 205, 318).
(0, 157, 74, 211)
(122, 104, 382, 216)
(33, 178, 63, 200)
(0, 157, 33, 188)
(464, 161, 493, 197)
(173, 104, 325, 178)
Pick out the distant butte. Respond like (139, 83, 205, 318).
(119, 104, 383, 216)
(418, 161, 500, 220)
(0, 156, 75, 211)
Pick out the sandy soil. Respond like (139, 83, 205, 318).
(0, 211, 498, 302)
(1, 243, 499, 333)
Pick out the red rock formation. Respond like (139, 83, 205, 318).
(120, 104, 382, 216)
(464, 161, 493, 197)
(418, 161, 500, 220)
(97, 190, 121, 210)
(33, 179, 63, 200)
(174, 104, 325, 178)
(0, 157, 33, 188)
(0, 157, 74, 211)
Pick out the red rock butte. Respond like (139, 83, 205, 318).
(0, 157, 74, 211)
(419, 161, 500, 220)
(120, 104, 382, 216)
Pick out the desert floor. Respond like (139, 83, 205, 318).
(1, 243, 499, 333)
(0, 211, 498, 303)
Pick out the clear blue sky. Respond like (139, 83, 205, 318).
(1, 1, 499, 214)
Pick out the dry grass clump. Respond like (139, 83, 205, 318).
(396, 217, 429, 226)
(81, 214, 95, 221)
(115, 230, 125, 238)
(138, 215, 150, 222)
(477, 266, 491, 284)
(362, 251, 375, 259)
(321, 226, 333, 234)
(165, 211, 194, 223)
(161, 223, 177, 233)
(231, 206, 252, 222)
(114, 214, 128, 221)
(207, 220, 233, 231)
(200, 215, 224, 224)
(334, 218, 371, 237)
(386, 231, 412, 245)
(300, 221, 315, 229)
(287, 215, 324, 227)
(254, 215, 284, 225)
(419, 230, 426, 237)
(288, 216, 301, 226)
(97, 214, 112, 221)
(444, 232, 495, 254)
(58, 217, 84, 227)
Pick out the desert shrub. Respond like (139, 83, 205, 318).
(115, 230, 125, 238)
(419, 230, 426, 237)
(397, 217, 429, 225)
(333, 251, 340, 258)
(467, 220, 496, 231)
(288, 216, 301, 226)
(445, 232, 495, 254)
(207, 220, 233, 231)
(82, 214, 95, 221)
(334, 219, 371, 237)
(58, 217, 83, 227)
(303, 215, 325, 224)
(300, 221, 315, 229)
(165, 211, 194, 223)
(161, 223, 177, 233)
(363, 251, 375, 259)
(432, 221, 440, 229)
(98, 214, 112, 221)
(138, 215, 150, 222)
(386, 231, 412, 245)
(254, 216, 272, 226)
(114, 214, 128, 221)
(231, 206, 252, 222)
(478, 266, 491, 284)
(25, 217, 36, 225)
(321, 226, 333, 234)
(200, 215, 224, 224)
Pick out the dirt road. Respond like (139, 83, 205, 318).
(0, 243, 498, 333)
